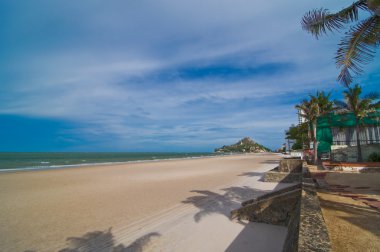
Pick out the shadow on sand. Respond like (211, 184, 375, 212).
(224, 221, 286, 252)
(238, 171, 265, 178)
(181, 163, 295, 251)
(182, 186, 270, 222)
(319, 198, 380, 236)
(54, 228, 160, 252)
(260, 160, 280, 164)
(181, 185, 287, 251)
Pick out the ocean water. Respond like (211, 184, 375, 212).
(0, 152, 219, 171)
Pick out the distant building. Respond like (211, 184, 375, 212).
(298, 108, 306, 125)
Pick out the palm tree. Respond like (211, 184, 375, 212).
(296, 91, 334, 164)
(296, 98, 318, 164)
(334, 84, 380, 162)
(301, 1, 380, 86)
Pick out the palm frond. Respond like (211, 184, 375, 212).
(301, 9, 344, 38)
(337, 68, 353, 87)
(314, 91, 334, 115)
(343, 84, 362, 111)
(357, 98, 375, 117)
(301, 1, 368, 38)
(363, 91, 380, 100)
(337, 84, 379, 119)
(295, 98, 318, 122)
(336, 16, 380, 86)
(372, 101, 380, 109)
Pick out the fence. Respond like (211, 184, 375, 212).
(331, 125, 380, 146)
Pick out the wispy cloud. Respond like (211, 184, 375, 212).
(1, 0, 378, 151)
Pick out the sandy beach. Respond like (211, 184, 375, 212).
(0, 153, 290, 252)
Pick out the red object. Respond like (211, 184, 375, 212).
(323, 161, 380, 168)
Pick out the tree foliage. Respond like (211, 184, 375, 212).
(295, 91, 334, 163)
(215, 137, 271, 153)
(334, 83, 380, 118)
(334, 84, 380, 161)
(286, 123, 309, 150)
(302, 1, 380, 86)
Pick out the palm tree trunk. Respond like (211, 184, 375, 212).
(306, 123, 313, 163)
(355, 118, 363, 162)
(313, 121, 318, 164)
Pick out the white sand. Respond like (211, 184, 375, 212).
(0, 153, 289, 252)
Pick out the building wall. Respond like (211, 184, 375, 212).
(331, 144, 380, 162)
(298, 109, 306, 125)
(317, 110, 380, 160)
(331, 125, 380, 146)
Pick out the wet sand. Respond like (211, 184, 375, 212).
(0, 153, 287, 251)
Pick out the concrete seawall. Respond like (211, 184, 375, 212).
(231, 159, 331, 252)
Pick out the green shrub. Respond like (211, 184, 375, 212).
(367, 152, 380, 162)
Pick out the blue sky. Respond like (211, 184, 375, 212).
(1, 0, 379, 152)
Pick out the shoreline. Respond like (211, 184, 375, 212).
(0, 153, 222, 173)
(0, 153, 285, 251)
(0, 152, 271, 173)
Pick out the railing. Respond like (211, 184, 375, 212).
(332, 139, 380, 146)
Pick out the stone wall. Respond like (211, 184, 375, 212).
(231, 162, 331, 252)
(241, 184, 301, 207)
(296, 182, 331, 252)
(231, 187, 301, 226)
(263, 169, 301, 183)
(282, 198, 301, 252)
(279, 159, 303, 173)
(331, 143, 380, 162)
(262, 158, 304, 183)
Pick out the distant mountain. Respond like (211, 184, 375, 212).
(215, 137, 271, 153)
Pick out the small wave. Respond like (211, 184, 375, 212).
(0, 154, 223, 173)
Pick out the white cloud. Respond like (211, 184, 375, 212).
(1, 0, 375, 150)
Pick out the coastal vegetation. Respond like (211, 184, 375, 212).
(215, 137, 271, 153)
(368, 152, 380, 161)
(292, 84, 379, 163)
(285, 123, 309, 150)
(295, 91, 334, 164)
(302, 0, 380, 86)
(297, 2, 380, 164)
(334, 84, 380, 161)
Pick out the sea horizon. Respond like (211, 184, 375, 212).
(0, 151, 224, 171)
